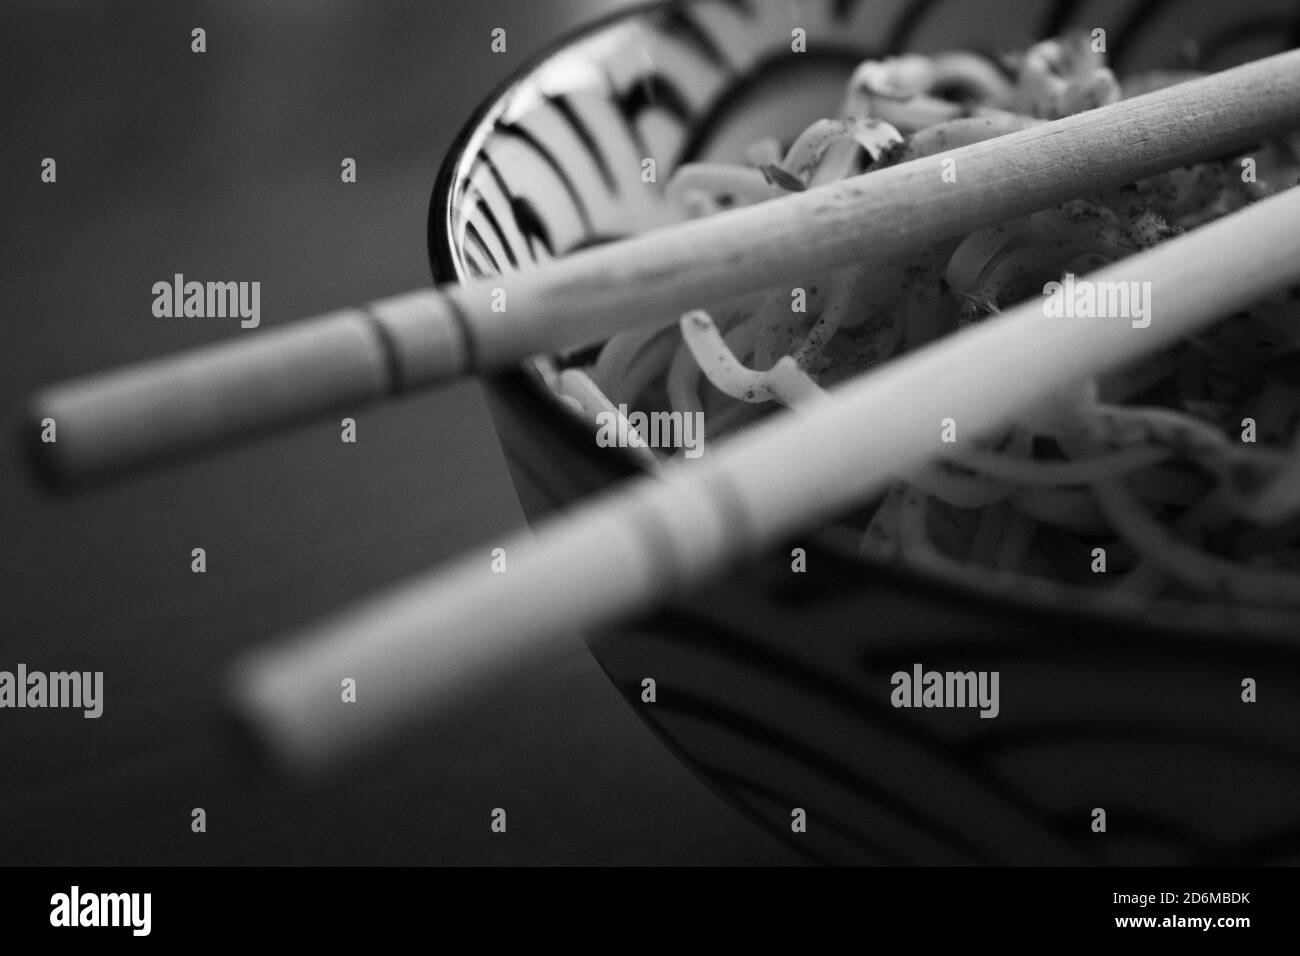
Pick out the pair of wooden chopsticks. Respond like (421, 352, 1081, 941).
(28, 49, 1300, 772)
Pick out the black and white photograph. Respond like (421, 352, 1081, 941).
(3, 0, 1299, 939)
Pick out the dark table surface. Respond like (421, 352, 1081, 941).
(0, 0, 799, 865)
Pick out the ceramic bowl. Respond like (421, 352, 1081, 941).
(431, 0, 1300, 864)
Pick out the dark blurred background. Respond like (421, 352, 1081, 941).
(0, 0, 798, 865)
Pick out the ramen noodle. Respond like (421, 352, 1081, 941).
(563, 35, 1300, 615)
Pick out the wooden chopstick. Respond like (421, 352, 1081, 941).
(30, 48, 1300, 484)
(227, 184, 1300, 774)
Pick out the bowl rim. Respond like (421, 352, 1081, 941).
(426, 0, 1300, 644)
(427, 1, 665, 467)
